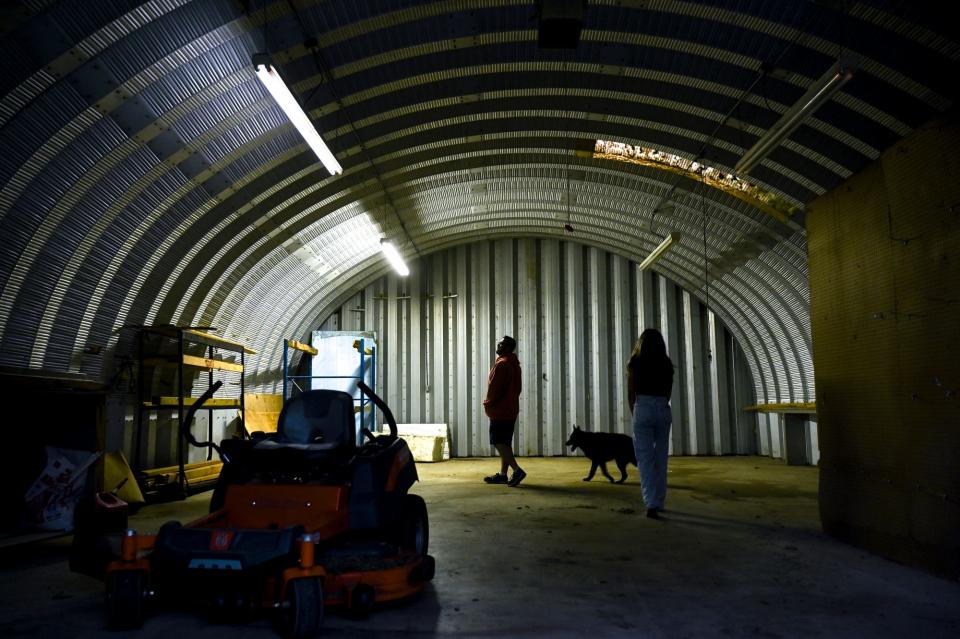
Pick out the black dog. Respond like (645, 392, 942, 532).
(565, 426, 637, 484)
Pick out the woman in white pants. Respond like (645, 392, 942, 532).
(627, 329, 674, 519)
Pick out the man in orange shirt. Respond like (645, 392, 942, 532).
(482, 335, 526, 487)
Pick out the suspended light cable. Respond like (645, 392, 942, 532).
(281, 0, 421, 266)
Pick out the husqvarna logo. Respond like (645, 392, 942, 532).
(210, 530, 234, 551)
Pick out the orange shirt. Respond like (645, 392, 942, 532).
(483, 352, 522, 420)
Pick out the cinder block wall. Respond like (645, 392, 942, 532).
(807, 114, 960, 577)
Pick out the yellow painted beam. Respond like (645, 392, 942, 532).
(352, 339, 374, 355)
(140, 460, 222, 484)
(183, 329, 257, 354)
(285, 339, 318, 355)
(744, 402, 816, 413)
(119, 325, 255, 354)
(143, 354, 244, 372)
(181, 354, 244, 372)
(144, 396, 241, 408)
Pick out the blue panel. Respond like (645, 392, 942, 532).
(16, 10, 74, 62)
(260, 13, 306, 54)
(203, 171, 234, 195)
(68, 57, 123, 102)
(178, 152, 210, 181)
(146, 128, 186, 162)
(0, 35, 42, 98)
(111, 97, 160, 137)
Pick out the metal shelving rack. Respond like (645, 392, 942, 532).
(134, 326, 255, 498)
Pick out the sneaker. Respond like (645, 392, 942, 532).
(507, 468, 527, 487)
(484, 472, 508, 484)
(646, 508, 662, 519)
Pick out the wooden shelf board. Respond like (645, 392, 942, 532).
(143, 396, 241, 409)
(142, 355, 243, 373)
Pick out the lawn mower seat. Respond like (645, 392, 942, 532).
(254, 390, 357, 456)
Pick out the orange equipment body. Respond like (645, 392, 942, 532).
(104, 484, 431, 610)
(96, 382, 433, 636)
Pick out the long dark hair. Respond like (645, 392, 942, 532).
(627, 328, 671, 371)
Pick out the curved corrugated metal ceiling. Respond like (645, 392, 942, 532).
(0, 0, 957, 403)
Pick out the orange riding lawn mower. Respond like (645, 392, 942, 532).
(74, 380, 434, 638)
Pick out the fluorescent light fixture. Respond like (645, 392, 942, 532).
(254, 59, 343, 176)
(735, 57, 856, 175)
(380, 239, 410, 276)
(639, 232, 680, 270)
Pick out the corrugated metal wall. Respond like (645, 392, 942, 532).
(317, 239, 761, 458)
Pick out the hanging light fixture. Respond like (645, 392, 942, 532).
(639, 232, 680, 270)
(253, 55, 343, 176)
(380, 239, 410, 276)
(735, 57, 856, 175)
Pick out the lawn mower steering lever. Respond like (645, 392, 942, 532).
(357, 381, 398, 442)
(179, 380, 230, 462)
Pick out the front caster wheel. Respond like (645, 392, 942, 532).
(395, 494, 429, 555)
(276, 577, 323, 639)
(105, 570, 146, 630)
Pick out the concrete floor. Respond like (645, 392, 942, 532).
(2, 456, 958, 638)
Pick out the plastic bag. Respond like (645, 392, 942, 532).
(23, 446, 101, 531)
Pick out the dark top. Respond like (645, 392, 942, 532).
(483, 352, 522, 420)
(628, 354, 674, 399)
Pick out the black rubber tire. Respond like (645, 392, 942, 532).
(409, 554, 436, 584)
(156, 520, 182, 544)
(276, 578, 323, 639)
(419, 554, 436, 581)
(105, 570, 146, 630)
(348, 584, 376, 619)
(396, 494, 429, 555)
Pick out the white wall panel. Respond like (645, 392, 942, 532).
(409, 266, 422, 422)
(634, 264, 654, 338)
(611, 255, 632, 435)
(659, 278, 682, 455)
(709, 310, 732, 455)
(472, 242, 493, 457)
(588, 247, 610, 437)
(757, 410, 771, 456)
(455, 246, 471, 455)
(430, 253, 446, 425)
(541, 240, 563, 455)
(683, 291, 707, 455)
(518, 239, 539, 455)
(565, 243, 587, 437)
